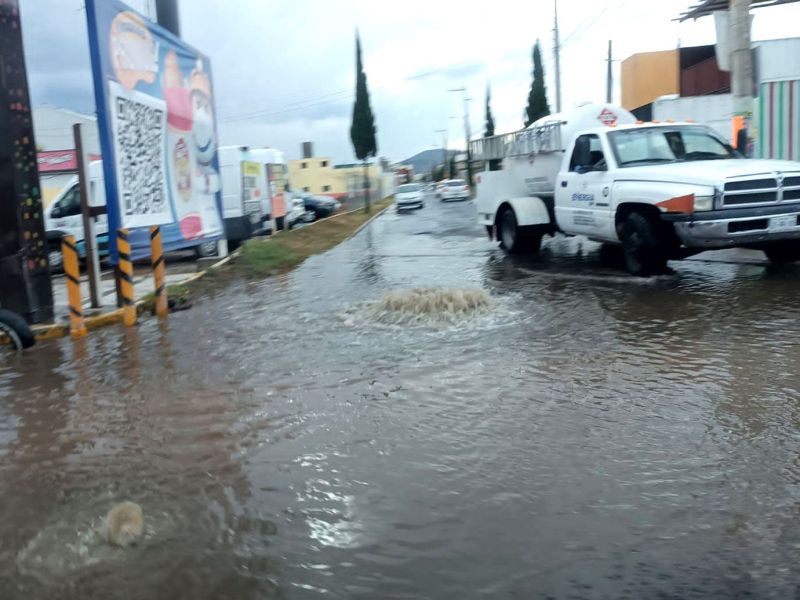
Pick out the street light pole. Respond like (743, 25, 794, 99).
(449, 87, 473, 187)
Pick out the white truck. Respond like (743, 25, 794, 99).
(471, 102, 800, 275)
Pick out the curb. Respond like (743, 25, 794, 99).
(16, 197, 395, 344)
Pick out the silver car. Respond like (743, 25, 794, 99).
(396, 183, 425, 211)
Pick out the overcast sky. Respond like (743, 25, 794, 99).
(19, 0, 800, 163)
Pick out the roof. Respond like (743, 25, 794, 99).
(678, 0, 800, 21)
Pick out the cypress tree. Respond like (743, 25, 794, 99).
(349, 32, 378, 212)
(524, 40, 551, 127)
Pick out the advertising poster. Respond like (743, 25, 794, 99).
(266, 164, 287, 219)
(85, 0, 223, 261)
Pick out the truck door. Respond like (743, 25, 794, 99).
(556, 134, 614, 239)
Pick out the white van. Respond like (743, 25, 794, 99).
(217, 146, 273, 244)
(44, 161, 108, 270)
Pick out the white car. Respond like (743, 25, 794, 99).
(395, 183, 425, 211)
(286, 196, 314, 229)
(439, 179, 470, 202)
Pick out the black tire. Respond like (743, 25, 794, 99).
(0, 309, 35, 350)
(498, 207, 542, 254)
(48, 240, 64, 273)
(619, 211, 668, 276)
(195, 240, 218, 258)
(764, 241, 800, 263)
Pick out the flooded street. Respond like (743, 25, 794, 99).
(3, 196, 800, 599)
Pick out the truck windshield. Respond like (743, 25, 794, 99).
(609, 126, 737, 167)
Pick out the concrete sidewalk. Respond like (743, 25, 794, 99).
(49, 264, 201, 323)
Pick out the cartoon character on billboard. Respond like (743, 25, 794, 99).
(162, 50, 220, 239)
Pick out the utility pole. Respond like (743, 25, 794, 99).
(730, 0, 752, 154)
(449, 87, 474, 187)
(436, 129, 448, 180)
(155, 0, 180, 36)
(606, 40, 613, 104)
(553, 0, 562, 112)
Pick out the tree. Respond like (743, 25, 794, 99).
(524, 40, 550, 127)
(484, 84, 495, 138)
(449, 153, 457, 179)
(350, 31, 378, 212)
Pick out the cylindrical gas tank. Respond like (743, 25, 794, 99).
(512, 103, 637, 196)
(528, 103, 637, 151)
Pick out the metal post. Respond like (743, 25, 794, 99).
(73, 124, 101, 308)
(116, 229, 136, 327)
(606, 40, 613, 104)
(730, 0, 753, 155)
(155, 0, 180, 36)
(149, 226, 168, 318)
(436, 128, 447, 180)
(0, 0, 54, 323)
(61, 235, 87, 338)
(553, 0, 562, 112)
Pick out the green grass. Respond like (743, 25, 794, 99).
(140, 197, 393, 311)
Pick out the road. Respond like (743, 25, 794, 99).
(3, 193, 800, 599)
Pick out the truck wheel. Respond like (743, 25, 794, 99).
(195, 240, 218, 258)
(48, 240, 64, 273)
(764, 241, 800, 263)
(0, 309, 35, 350)
(619, 211, 668, 276)
(498, 208, 542, 254)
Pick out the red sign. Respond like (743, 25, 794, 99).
(37, 150, 101, 173)
(597, 108, 618, 126)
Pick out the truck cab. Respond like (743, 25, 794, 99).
(472, 103, 800, 275)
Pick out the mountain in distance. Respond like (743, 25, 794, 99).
(400, 148, 460, 175)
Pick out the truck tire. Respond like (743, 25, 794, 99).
(764, 241, 800, 263)
(48, 239, 64, 273)
(498, 207, 542, 254)
(619, 211, 668, 276)
(0, 309, 35, 350)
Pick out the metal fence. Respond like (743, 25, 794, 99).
(470, 120, 564, 161)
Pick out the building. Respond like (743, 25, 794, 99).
(621, 45, 730, 121)
(32, 106, 102, 206)
(286, 143, 394, 200)
(623, 38, 800, 158)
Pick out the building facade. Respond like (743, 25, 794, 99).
(287, 157, 384, 199)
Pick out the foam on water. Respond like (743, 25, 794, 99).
(339, 287, 496, 328)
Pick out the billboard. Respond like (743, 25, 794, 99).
(85, 0, 223, 262)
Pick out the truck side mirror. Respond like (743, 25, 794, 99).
(50, 206, 62, 218)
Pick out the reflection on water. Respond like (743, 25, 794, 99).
(3, 201, 800, 598)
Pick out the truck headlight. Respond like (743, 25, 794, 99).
(694, 195, 714, 211)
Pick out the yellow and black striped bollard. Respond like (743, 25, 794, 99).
(150, 226, 168, 318)
(117, 228, 137, 327)
(61, 235, 87, 338)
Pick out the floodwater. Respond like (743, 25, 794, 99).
(3, 197, 800, 599)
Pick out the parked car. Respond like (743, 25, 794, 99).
(286, 196, 314, 229)
(439, 179, 470, 202)
(395, 183, 425, 211)
(303, 195, 341, 220)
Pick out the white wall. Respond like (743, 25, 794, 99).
(653, 94, 735, 141)
(755, 38, 800, 83)
(32, 106, 100, 155)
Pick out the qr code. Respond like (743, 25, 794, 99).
(114, 95, 167, 216)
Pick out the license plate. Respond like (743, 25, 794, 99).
(769, 215, 797, 232)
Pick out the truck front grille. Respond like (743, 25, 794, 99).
(723, 191, 778, 205)
(724, 178, 776, 192)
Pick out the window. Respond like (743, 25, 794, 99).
(322, 185, 331, 192)
(53, 185, 81, 217)
(301, 162, 308, 169)
(609, 126, 736, 167)
(320, 160, 329, 167)
(302, 186, 310, 192)
(569, 134, 605, 172)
